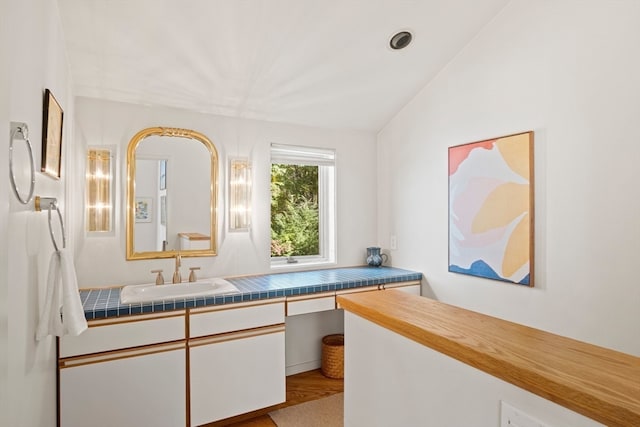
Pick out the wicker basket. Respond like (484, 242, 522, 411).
(321, 334, 344, 379)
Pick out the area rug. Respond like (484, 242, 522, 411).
(269, 393, 343, 427)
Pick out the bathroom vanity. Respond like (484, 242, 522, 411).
(58, 266, 421, 427)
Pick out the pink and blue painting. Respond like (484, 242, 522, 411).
(448, 131, 534, 286)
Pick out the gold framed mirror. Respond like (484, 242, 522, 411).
(126, 127, 218, 260)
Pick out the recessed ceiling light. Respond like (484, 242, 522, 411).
(389, 31, 413, 50)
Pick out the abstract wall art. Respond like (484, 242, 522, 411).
(448, 131, 534, 286)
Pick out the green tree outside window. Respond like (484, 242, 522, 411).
(270, 164, 319, 257)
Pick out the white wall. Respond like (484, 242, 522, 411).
(3, 0, 76, 425)
(377, 0, 640, 356)
(72, 97, 378, 287)
(72, 98, 375, 373)
(0, 1, 10, 424)
(345, 312, 604, 427)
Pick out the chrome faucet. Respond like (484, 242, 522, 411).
(172, 253, 182, 284)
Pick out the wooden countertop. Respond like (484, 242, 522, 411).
(337, 290, 640, 427)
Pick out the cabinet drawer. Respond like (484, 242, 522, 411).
(189, 299, 285, 338)
(60, 312, 185, 358)
(287, 293, 335, 316)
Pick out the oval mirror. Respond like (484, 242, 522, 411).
(126, 127, 218, 260)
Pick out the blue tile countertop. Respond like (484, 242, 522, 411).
(80, 266, 422, 320)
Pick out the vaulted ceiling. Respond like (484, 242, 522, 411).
(58, 0, 509, 132)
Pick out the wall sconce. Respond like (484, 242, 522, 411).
(86, 148, 113, 232)
(229, 158, 252, 231)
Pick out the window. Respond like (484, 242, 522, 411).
(270, 144, 336, 267)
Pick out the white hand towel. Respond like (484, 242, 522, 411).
(36, 249, 88, 341)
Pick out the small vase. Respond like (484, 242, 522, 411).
(366, 247, 388, 267)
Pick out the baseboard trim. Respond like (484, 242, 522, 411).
(286, 359, 321, 376)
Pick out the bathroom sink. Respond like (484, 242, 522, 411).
(120, 278, 240, 304)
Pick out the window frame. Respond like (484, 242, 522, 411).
(270, 144, 336, 269)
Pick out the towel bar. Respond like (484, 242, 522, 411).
(9, 122, 36, 204)
(35, 196, 66, 252)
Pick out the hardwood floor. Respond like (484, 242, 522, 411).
(206, 369, 344, 427)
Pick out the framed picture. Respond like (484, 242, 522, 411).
(448, 131, 534, 286)
(135, 197, 153, 223)
(41, 89, 64, 179)
(159, 159, 167, 190)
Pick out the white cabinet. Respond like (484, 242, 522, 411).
(189, 325, 286, 425)
(60, 342, 186, 427)
(189, 300, 286, 425)
(59, 312, 187, 427)
(58, 281, 420, 426)
(59, 302, 287, 427)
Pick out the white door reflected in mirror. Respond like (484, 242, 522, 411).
(134, 158, 168, 252)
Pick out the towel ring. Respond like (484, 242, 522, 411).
(35, 196, 66, 252)
(9, 122, 36, 204)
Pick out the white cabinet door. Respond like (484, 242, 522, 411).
(60, 343, 186, 427)
(189, 325, 286, 426)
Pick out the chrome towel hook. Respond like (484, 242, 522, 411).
(35, 196, 66, 252)
(9, 122, 36, 204)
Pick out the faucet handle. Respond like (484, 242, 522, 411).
(151, 269, 164, 285)
(172, 253, 182, 284)
(188, 267, 201, 282)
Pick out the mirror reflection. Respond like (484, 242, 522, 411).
(134, 157, 168, 251)
(126, 127, 218, 260)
